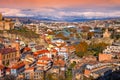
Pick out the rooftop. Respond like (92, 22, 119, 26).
(34, 50, 50, 56)
(11, 61, 25, 69)
(38, 56, 51, 61)
(0, 48, 16, 54)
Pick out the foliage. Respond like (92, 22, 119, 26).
(65, 69, 72, 80)
(70, 61, 76, 69)
(87, 32, 94, 39)
(0, 30, 3, 34)
(89, 42, 108, 56)
(55, 32, 69, 40)
(8, 28, 39, 38)
(74, 41, 88, 57)
(4, 75, 16, 80)
(74, 41, 108, 57)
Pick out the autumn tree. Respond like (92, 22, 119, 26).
(88, 42, 108, 56)
(74, 41, 88, 57)
(87, 32, 94, 39)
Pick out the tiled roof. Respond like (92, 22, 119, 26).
(24, 47, 31, 51)
(0, 65, 4, 69)
(35, 45, 44, 50)
(54, 60, 65, 66)
(34, 50, 50, 56)
(11, 61, 25, 69)
(0, 48, 16, 54)
(38, 56, 51, 61)
(25, 67, 34, 71)
(37, 62, 48, 65)
(51, 49, 58, 53)
(92, 67, 112, 74)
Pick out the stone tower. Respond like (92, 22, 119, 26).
(103, 28, 111, 38)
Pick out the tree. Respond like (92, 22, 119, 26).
(87, 32, 94, 39)
(88, 42, 108, 56)
(4, 75, 16, 80)
(74, 41, 88, 57)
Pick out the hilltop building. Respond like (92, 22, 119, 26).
(0, 13, 14, 30)
(103, 28, 111, 38)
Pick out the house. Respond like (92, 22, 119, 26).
(23, 54, 35, 68)
(51, 58, 65, 74)
(0, 47, 20, 67)
(83, 55, 97, 62)
(31, 45, 45, 52)
(103, 45, 120, 54)
(24, 67, 44, 80)
(99, 53, 112, 62)
(37, 56, 52, 71)
(84, 66, 112, 79)
(84, 62, 113, 79)
(11, 61, 25, 76)
(34, 49, 52, 58)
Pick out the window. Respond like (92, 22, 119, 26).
(2, 61, 5, 65)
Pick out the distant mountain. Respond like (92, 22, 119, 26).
(5, 15, 120, 22)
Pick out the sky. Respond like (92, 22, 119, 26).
(0, 0, 120, 18)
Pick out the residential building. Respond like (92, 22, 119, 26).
(99, 53, 112, 62)
(37, 56, 52, 71)
(11, 61, 25, 76)
(34, 49, 52, 58)
(24, 67, 44, 80)
(103, 45, 120, 54)
(0, 47, 20, 67)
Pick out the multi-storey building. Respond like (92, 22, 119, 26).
(24, 67, 44, 80)
(0, 42, 20, 67)
(99, 53, 112, 62)
(0, 48, 20, 67)
(37, 56, 52, 71)
(103, 45, 120, 54)
(11, 61, 25, 76)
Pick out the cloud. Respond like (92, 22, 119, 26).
(0, 8, 120, 19)
(0, 8, 33, 17)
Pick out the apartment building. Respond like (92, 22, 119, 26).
(0, 47, 20, 67)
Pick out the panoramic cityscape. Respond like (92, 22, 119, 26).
(0, 0, 120, 80)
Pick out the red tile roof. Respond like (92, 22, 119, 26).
(54, 60, 65, 66)
(0, 48, 16, 54)
(24, 47, 31, 51)
(25, 67, 34, 71)
(34, 50, 50, 56)
(51, 49, 58, 53)
(11, 61, 25, 69)
(38, 56, 51, 61)
(37, 62, 48, 65)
